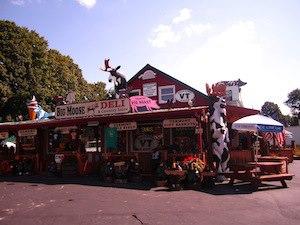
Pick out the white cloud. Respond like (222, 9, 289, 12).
(184, 23, 212, 37)
(10, 0, 26, 5)
(148, 25, 181, 48)
(172, 8, 192, 24)
(9, 0, 44, 6)
(153, 21, 299, 115)
(76, 0, 96, 9)
(149, 22, 212, 48)
(149, 8, 211, 48)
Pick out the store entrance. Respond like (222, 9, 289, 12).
(132, 123, 163, 175)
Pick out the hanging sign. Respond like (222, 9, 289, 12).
(55, 126, 77, 134)
(105, 127, 118, 149)
(0, 132, 9, 139)
(55, 98, 130, 119)
(18, 129, 37, 137)
(163, 118, 198, 128)
(109, 122, 137, 131)
(175, 90, 195, 102)
(143, 83, 157, 97)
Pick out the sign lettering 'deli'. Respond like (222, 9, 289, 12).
(175, 90, 195, 102)
(55, 98, 130, 119)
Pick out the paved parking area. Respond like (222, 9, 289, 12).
(1, 161, 300, 225)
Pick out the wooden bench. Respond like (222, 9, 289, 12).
(227, 151, 295, 190)
(227, 150, 257, 185)
(252, 173, 294, 189)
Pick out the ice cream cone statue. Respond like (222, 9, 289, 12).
(27, 95, 38, 120)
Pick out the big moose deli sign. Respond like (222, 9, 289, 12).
(55, 98, 130, 119)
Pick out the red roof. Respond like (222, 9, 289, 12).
(227, 105, 259, 123)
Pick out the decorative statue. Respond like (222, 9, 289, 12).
(207, 79, 247, 107)
(65, 91, 76, 104)
(101, 58, 127, 99)
(34, 105, 55, 120)
(206, 83, 230, 179)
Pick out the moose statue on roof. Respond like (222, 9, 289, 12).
(101, 58, 127, 99)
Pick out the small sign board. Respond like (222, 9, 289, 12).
(175, 89, 195, 102)
(109, 122, 137, 131)
(143, 83, 157, 97)
(18, 129, 37, 137)
(55, 98, 130, 119)
(163, 118, 198, 128)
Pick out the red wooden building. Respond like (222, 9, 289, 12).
(127, 64, 258, 123)
(0, 64, 259, 177)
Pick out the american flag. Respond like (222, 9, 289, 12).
(263, 132, 285, 147)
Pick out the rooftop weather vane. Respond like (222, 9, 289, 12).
(101, 58, 127, 99)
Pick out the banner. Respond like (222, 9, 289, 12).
(105, 128, 118, 149)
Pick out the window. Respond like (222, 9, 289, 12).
(158, 85, 175, 104)
(129, 89, 141, 97)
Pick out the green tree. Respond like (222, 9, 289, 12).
(0, 20, 107, 120)
(285, 89, 300, 115)
(261, 102, 282, 120)
(261, 101, 290, 126)
(285, 89, 300, 126)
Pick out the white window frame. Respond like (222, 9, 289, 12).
(158, 85, 175, 104)
(129, 89, 141, 96)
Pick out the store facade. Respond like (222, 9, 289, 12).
(0, 64, 259, 176)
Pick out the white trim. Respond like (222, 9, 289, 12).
(158, 85, 175, 104)
(130, 89, 141, 96)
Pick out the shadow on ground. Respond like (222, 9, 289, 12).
(0, 175, 153, 190)
(1, 175, 288, 195)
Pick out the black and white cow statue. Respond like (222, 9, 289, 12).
(101, 58, 127, 99)
(206, 83, 230, 179)
(209, 96, 230, 178)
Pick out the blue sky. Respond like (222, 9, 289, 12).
(1, 0, 300, 114)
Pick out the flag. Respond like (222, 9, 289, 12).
(275, 132, 284, 147)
